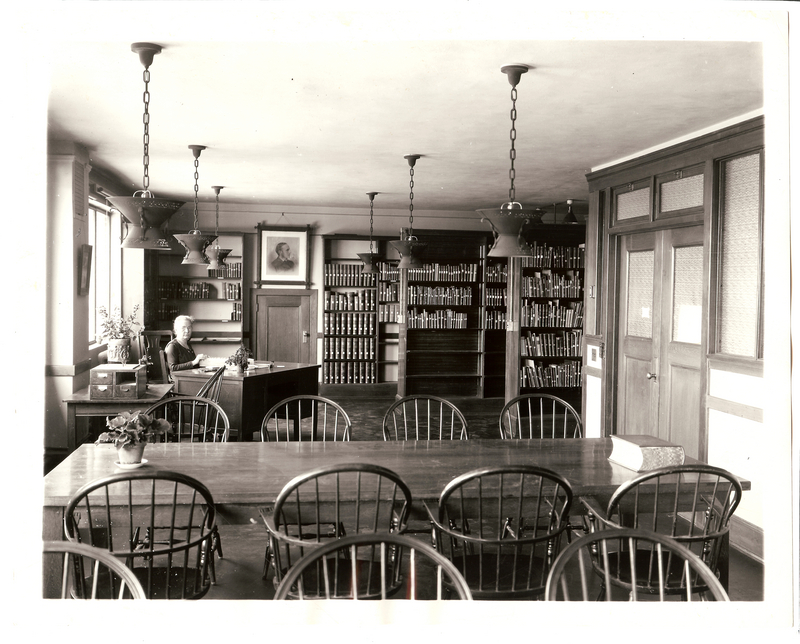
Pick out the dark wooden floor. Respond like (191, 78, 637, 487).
(208, 394, 764, 601)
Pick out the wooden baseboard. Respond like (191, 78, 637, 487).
(729, 515, 764, 563)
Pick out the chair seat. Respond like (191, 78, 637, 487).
(451, 552, 550, 599)
(130, 565, 212, 600)
(276, 554, 403, 600)
(594, 549, 717, 597)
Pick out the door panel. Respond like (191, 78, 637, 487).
(255, 292, 313, 363)
(616, 226, 704, 458)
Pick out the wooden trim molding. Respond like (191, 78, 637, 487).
(45, 359, 92, 377)
(729, 516, 764, 563)
(706, 394, 763, 423)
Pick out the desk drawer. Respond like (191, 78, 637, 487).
(90, 370, 116, 385)
(114, 383, 146, 399)
(89, 385, 114, 399)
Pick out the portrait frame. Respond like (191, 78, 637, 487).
(256, 224, 312, 287)
(78, 244, 92, 296)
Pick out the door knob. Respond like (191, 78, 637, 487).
(303, 331, 310, 343)
(646, 372, 657, 380)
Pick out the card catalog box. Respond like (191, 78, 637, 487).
(89, 365, 147, 399)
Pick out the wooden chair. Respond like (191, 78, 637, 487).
(63, 470, 218, 600)
(136, 330, 173, 383)
(43, 541, 147, 599)
(260, 395, 351, 442)
(382, 395, 469, 441)
(545, 527, 730, 601)
(261, 462, 413, 596)
(143, 395, 230, 443)
(425, 465, 573, 599)
(195, 366, 225, 403)
(583, 463, 743, 598)
(274, 533, 473, 600)
(499, 393, 582, 440)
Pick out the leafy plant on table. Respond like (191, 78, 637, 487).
(97, 304, 143, 342)
(225, 343, 252, 370)
(96, 411, 171, 448)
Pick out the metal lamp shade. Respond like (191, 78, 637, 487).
(357, 252, 382, 274)
(207, 246, 233, 270)
(389, 239, 428, 269)
(174, 230, 217, 265)
(109, 195, 185, 250)
(478, 206, 545, 257)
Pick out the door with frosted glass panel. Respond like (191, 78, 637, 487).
(616, 226, 704, 458)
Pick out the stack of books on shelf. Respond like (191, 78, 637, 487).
(379, 303, 401, 323)
(407, 308, 468, 329)
(325, 290, 375, 311)
(520, 301, 584, 328)
(520, 360, 582, 388)
(378, 282, 399, 303)
(485, 263, 508, 283)
(324, 336, 376, 360)
(159, 281, 211, 299)
(521, 330, 583, 357)
(209, 262, 242, 279)
(482, 309, 506, 330)
(325, 264, 376, 287)
(224, 282, 241, 301)
(485, 287, 507, 307)
(522, 272, 582, 298)
(378, 262, 399, 282)
(520, 244, 585, 269)
(323, 361, 376, 384)
(230, 302, 242, 321)
(407, 285, 473, 306)
(323, 312, 376, 336)
(406, 263, 478, 282)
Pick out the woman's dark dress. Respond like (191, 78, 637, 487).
(165, 339, 196, 373)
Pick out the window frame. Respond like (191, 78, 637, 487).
(87, 195, 122, 346)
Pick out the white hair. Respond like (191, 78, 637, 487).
(173, 315, 195, 332)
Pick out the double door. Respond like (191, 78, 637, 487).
(615, 225, 705, 458)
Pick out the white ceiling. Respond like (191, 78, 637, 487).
(43, 6, 767, 219)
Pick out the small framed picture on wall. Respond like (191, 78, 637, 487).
(256, 224, 312, 287)
(78, 244, 92, 295)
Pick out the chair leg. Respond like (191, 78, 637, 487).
(262, 541, 272, 581)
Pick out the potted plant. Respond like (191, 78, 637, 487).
(97, 304, 143, 364)
(225, 343, 252, 373)
(96, 411, 171, 464)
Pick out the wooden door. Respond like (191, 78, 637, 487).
(253, 290, 316, 363)
(615, 226, 704, 458)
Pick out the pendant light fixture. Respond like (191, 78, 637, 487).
(563, 199, 578, 223)
(109, 43, 184, 249)
(357, 192, 383, 274)
(206, 186, 233, 270)
(477, 64, 546, 257)
(173, 145, 217, 265)
(389, 154, 427, 269)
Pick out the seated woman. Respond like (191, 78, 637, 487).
(164, 315, 208, 374)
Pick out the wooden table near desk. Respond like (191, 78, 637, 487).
(170, 362, 320, 441)
(61, 383, 174, 451)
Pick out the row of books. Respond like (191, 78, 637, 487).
(378, 262, 400, 282)
(485, 288, 507, 307)
(407, 285, 473, 306)
(519, 243, 585, 269)
(324, 263, 377, 287)
(323, 336, 376, 360)
(208, 262, 242, 279)
(323, 312, 375, 336)
(379, 303, 402, 323)
(153, 303, 181, 321)
(158, 281, 212, 300)
(230, 302, 243, 321)
(323, 361, 377, 384)
(521, 330, 583, 357)
(324, 289, 375, 312)
(520, 360, 582, 388)
(224, 282, 241, 301)
(485, 263, 508, 283)
(520, 302, 584, 328)
(406, 263, 479, 283)
(482, 309, 507, 330)
(407, 309, 469, 329)
(378, 282, 399, 302)
(521, 272, 582, 298)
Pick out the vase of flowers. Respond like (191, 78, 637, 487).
(96, 411, 171, 464)
(225, 343, 252, 374)
(97, 304, 142, 364)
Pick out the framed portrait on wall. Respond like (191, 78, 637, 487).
(78, 244, 92, 296)
(256, 224, 312, 287)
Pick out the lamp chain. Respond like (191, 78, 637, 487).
(192, 155, 200, 230)
(369, 197, 375, 254)
(142, 67, 151, 195)
(508, 84, 517, 204)
(215, 191, 220, 238)
(408, 165, 415, 237)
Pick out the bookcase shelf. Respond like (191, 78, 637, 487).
(144, 233, 247, 356)
(320, 234, 400, 389)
